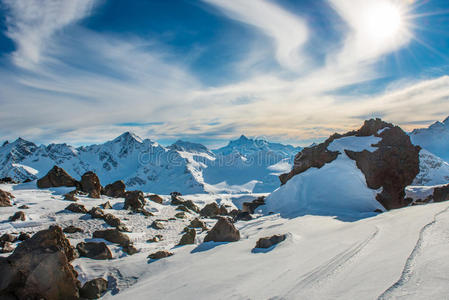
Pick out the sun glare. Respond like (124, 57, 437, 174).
(361, 2, 405, 42)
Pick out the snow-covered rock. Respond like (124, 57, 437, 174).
(413, 149, 449, 186)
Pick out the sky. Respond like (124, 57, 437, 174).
(0, 0, 449, 148)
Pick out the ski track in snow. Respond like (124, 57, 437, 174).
(285, 226, 380, 298)
(378, 205, 449, 300)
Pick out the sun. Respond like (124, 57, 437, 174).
(360, 2, 405, 42)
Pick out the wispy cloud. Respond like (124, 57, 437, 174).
(2, 0, 98, 68)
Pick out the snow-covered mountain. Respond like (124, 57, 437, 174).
(410, 116, 449, 162)
(0, 133, 301, 194)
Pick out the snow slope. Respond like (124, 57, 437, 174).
(0, 134, 301, 194)
(413, 149, 449, 186)
(410, 116, 449, 162)
(262, 135, 385, 217)
(2, 184, 449, 299)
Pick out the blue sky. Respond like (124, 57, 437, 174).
(0, 0, 449, 148)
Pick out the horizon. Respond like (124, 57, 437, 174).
(1, 0, 449, 147)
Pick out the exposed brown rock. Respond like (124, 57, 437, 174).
(9, 211, 25, 222)
(189, 218, 208, 231)
(345, 125, 420, 210)
(103, 180, 126, 198)
(76, 242, 112, 260)
(79, 278, 108, 299)
(80, 171, 102, 198)
(18, 232, 31, 241)
(147, 250, 173, 260)
(122, 244, 139, 255)
(64, 190, 79, 201)
(433, 184, 449, 203)
(0, 225, 80, 299)
(0, 233, 17, 245)
(89, 207, 105, 219)
(242, 196, 266, 214)
(204, 217, 240, 243)
(1, 241, 14, 253)
(178, 228, 196, 246)
(0, 189, 14, 207)
(100, 201, 112, 209)
(18, 204, 29, 209)
(93, 229, 130, 246)
(63, 225, 84, 234)
(175, 212, 187, 219)
(200, 202, 220, 217)
(170, 192, 183, 204)
(151, 221, 165, 230)
(65, 203, 88, 214)
(148, 194, 164, 204)
(37, 165, 78, 189)
(255, 234, 287, 249)
(124, 190, 146, 211)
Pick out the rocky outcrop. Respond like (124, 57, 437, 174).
(80, 171, 102, 198)
(124, 190, 146, 212)
(255, 234, 287, 249)
(433, 184, 449, 203)
(242, 196, 265, 214)
(63, 225, 84, 234)
(148, 194, 164, 204)
(0, 189, 14, 207)
(0, 177, 17, 184)
(65, 203, 88, 214)
(103, 180, 126, 198)
(0, 225, 80, 299)
(345, 125, 420, 209)
(178, 228, 196, 246)
(93, 229, 130, 246)
(37, 165, 78, 189)
(76, 242, 112, 260)
(204, 217, 240, 243)
(9, 211, 25, 221)
(200, 202, 220, 217)
(147, 250, 173, 260)
(79, 278, 108, 299)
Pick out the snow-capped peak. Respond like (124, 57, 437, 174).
(169, 140, 211, 154)
(113, 131, 144, 144)
(443, 116, 449, 125)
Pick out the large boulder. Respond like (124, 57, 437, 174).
(65, 203, 88, 214)
(0, 225, 80, 299)
(204, 217, 240, 243)
(37, 165, 78, 189)
(76, 242, 112, 260)
(200, 202, 220, 217)
(79, 278, 108, 299)
(80, 171, 102, 198)
(178, 228, 196, 246)
(433, 184, 449, 203)
(0, 189, 14, 207)
(188, 218, 208, 231)
(103, 180, 126, 198)
(124, 190, 146, 211)
(93, 229, 130, 246)
(242, 196, 265, 214)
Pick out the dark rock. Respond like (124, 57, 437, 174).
(148, 194, 163, 204)
(18, 204, 29, 209)
(170, 192, 183, 204)
(151, 221, 164, 230)
(64, 190, 79, 201)
(175, 212, 187, 219)
(124, 190, 146, 211)
(189, 218, 208, 231)
(89, 207, 105, 219)
(63, 226, 84, 234)
(183, 200, 200, 213)
(100, 201, 112, 209)
(37, 165, 78, 189)
(147, 250, 173, 260)
(176, 205, 190, 212)
(80, 171, 102, 198)
(0, 225, 80, 299)
(1, 241, 14, 253)
(79, 278, 108, 299)
(76, 242, 112, 260)
(242, 196, 265, 214)
(345, 124, 420, 210)
(103, 180, 126, 198)
(0, 189, 14, 207)
(122, 244, 139, 255)
(234, 211, 253, 222)
(200, 202, 220, 217)
(0, 177, 16, 184)
(93, 229, 130, 246)
(219, 205, 229, 215)
(18, 232, 31, 241)
(147, 235, 163, 243)
(0, 233, 17, 244)
(433, 184, 449, 203)
(204, 217, 240, 242)
(255, 234, 287, 249)
(178, 228, 196, 246)
(66, 203, 88, 214)
(9, 211, 25, 222)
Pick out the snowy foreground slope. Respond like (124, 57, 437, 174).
(0, 134, 301, 194)
(1, 183, 449, 299)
